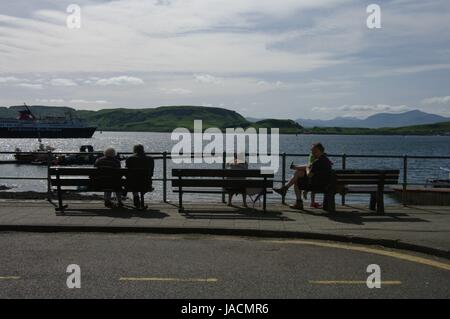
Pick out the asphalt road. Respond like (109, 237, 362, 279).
(0, 232, 449, 299)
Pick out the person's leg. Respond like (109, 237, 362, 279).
(290, 183, 304, 210)
(227, 193, 233, 206)
(104, 192, 113, 207)
(132, 192, 140, 208)
(140, 192, 147, 210)
(115, 192, 124, 207)
(274, 169, 305, 196)
(242, 193, 248, 208)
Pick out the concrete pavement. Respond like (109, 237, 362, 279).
(0, 199, 449, 258)
(1, 232, 449, 298)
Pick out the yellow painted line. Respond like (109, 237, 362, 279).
(265, 239, 450, 272)
(119, 277, 218, 283)
(0, 276, 20, 280)
(309, 280, 402, 285)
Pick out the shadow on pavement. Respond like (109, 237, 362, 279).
(58, 206, 169, 219)
(297, 207, 430, 225)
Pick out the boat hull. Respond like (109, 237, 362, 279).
(0, 127, 97, 138)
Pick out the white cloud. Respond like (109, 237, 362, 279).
(93, 76, 145, 86)
(16, 83, 43, 90)
(422, 96, 450, 105)
(50, 78, 77, 87)
(36, 98, 65, 104)
(0, 76, 20, 84)
(159, 88, 192, 95)
(313, 104, 412, 116)
(70, 99, 110, 104)
(194, 74, 222, 84)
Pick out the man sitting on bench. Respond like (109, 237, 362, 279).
(274, 143, 333, 210)
(94, 147, 123, 208)
(125, 144, 155, 210)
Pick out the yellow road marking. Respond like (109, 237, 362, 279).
(265, 239, 450, 272)
(309, 280, 402, 285)
(119, 277, 218, 283)
(141, 234, 450, 272)
(0, 276, 20, 280)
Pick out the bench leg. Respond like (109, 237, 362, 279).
(54, 186, 67, 213)
(263, 189, 267, 212)
(178, 184, 184, 213)
(324, 192, 336, 213)
(370, 193, 377, 211)
(376, 191, 385, 215)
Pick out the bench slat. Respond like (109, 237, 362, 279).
(172, 169, 274, 178)
(172, 179, 273, 188)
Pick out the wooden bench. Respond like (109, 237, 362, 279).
(49, 166, 153, 213)
(321, 169, 400, 214)
(172, 169, 274, 212)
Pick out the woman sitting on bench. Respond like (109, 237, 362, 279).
(274, 143, 333, 210)
(94, 147, 123, 208)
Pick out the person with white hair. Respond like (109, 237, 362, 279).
(94, 147, 123, 208)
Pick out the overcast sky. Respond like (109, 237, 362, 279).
(0, 0, 449, 119)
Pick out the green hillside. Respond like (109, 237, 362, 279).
(253, 119, 303, 134)
(1, 105, 302, 134)
(307, 121, 450, 135)
(77, 106, 250, 132)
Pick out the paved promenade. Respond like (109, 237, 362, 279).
(0, 199, 449, 258)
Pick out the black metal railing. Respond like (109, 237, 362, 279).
(0, 151, 449, 205)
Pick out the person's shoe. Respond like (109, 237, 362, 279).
(310, 202, 322, 209)
(289, 201, 304, 210)
(104, 201, 114, 208)
(273, 186, 287, 197)
(133, 196, 140, 209)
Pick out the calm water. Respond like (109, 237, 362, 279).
(1, 132, 449, 204)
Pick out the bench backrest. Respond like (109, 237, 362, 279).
(49, 166, 151, 190)
(333, 169, 400, 185)
(172, 169, 274, 189)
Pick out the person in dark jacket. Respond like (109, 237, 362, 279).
(94, 147, 123, 208)
(274, 143, 333, 210)
(125, 144, 155, 210)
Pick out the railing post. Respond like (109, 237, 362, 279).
(163, 151, 167, 203)
(402, 155, 408, 206)
(222, 151, 226, 203)
(281, 152, 286, 205)
(46, 150, 52, 201)
(341, 154, 346, 206)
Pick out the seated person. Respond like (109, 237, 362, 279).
(125, 144, 155, 210)
(94, 147, 123, 208)
(274, 143, 333, 210)
(226, 153, 248, 208)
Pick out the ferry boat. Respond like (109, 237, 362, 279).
(0, 104, 96, 138)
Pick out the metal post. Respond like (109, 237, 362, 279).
(46, 150, 52, 201)
(341, 154, 346, 206)
(281, 153, 286, 205)
(402, 155, 408, 206)
(222, 151, 226, 203)
(163, 151, 167, 203)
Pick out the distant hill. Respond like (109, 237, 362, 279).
(307, 121, 450, 136)
(0, 105, 77, 118)
(252, 119, 303, 134)
(297, 110, 450, 128)
(0, 105, 302, 134)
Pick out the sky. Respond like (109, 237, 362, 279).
(0, 0, 449, 120)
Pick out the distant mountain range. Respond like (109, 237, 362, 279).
(1, 105, 448, 135)
(0, 105, 303, 134)
(296, 110, 450, 128)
